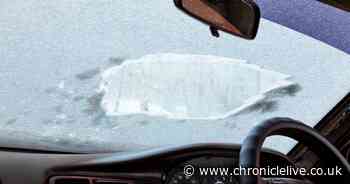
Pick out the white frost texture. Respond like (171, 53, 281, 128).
(100, 53, 295, 120)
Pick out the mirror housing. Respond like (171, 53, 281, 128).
(174, 0, 261, 39)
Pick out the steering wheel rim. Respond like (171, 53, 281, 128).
(239, 117, 350, 184)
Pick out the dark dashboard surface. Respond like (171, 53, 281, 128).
(0, 144, 294, 184)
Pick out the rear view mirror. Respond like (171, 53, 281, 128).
(174, 0, 261, 39)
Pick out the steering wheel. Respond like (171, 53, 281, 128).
(239, 117, 350, 184)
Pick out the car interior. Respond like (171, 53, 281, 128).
(1, 95, 349, 184)
(0, 1, 349, 184)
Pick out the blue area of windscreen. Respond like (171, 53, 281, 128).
(256, 0, 350, 54)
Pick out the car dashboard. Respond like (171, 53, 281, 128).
(0, 144, 295, 184)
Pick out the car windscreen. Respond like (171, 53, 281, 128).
(0, 0, 350, 153)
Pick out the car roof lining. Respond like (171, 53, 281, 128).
(318, 0, 350, 12)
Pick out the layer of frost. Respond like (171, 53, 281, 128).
(99, 53, 295, 120)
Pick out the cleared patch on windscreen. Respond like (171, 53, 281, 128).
(99, 53, 298, 120)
